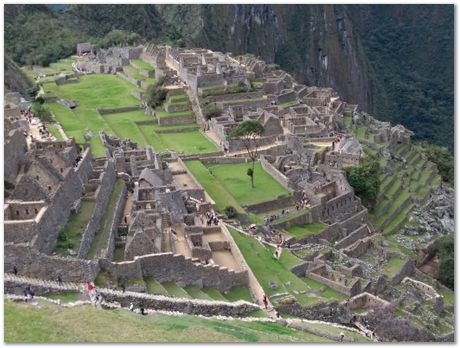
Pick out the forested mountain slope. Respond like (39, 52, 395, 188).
(4, 4, 453, 150)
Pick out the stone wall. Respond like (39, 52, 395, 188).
(391, 259, 414, 285)
(78, 160, 117, 258)
(294, 224, 340, 246)
(102, 183, 127, 260)
(245, 195, 294, 214)
(335, 224, 368, 249)
(157, 114, 195, 126)
(74, 147, 93, 183)
(33, 169, 86, 254)
(277, 302, 352, 325)
(271, 210, 312, 230)
(98, 106, 140, 115)
(200, 157, 248, 165)
(164, 103, 191, 113)
(100, 252, 248, 292)
(5, 243, 99, 282)
(4, 274, 259, 317)
(260, 155, 294, 191)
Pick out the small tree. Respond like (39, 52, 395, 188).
(146, 83, 167, 108)
(203, 103, 221, 120)
(229, 120, 264, 188)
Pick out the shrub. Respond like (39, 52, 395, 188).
(345, 155, 380, 207)
(146, 84, 167, 108)
(203, 103, 221, 120)
(224, 206, 238, 219)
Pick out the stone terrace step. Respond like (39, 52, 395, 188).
(161, 281, 192, 299)
(4, 273, 259, 314)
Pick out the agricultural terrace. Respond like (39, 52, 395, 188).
(184, 161, 290, 215)
(42, 72, 218, 156)
(229, 227, 348, 306)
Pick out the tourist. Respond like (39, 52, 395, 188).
(121, 284, 126, 293)
(129, 302, 135, 312)
(57, 275, 62, 284)
(262, 294, 268, 310)
(340, 332, 345, 342)
(274, 250, 278, 259)
(140, 306, 146, 315)
(13, 266, 18, 276)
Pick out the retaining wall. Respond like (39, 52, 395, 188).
(98, 106, 140, 115)
(99, 252, 248, 292)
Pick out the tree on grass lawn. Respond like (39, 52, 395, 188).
(229, 120, 264, 188)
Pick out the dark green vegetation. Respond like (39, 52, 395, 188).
(5, 5, 452, 150)
(419, 142, 454, 185)
(428, 235, 454, 290)
(145, 81, 167, 108)
(345, 155, 380, 207)
(4, 300, 334, 343)
(348, 5, 454, 151)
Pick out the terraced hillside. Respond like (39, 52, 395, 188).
(344, 114, 442, 257)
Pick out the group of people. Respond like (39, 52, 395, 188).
(263, 209, 290, 226)
(73, 153, 83, 168)
(129, 302, 147, 315)
(295, 195, 310, 210)
(23, 285, 35, 302)
(87, 282, 103, 306)
(201, 211, 219, 226)
(38, 124, 52, 139)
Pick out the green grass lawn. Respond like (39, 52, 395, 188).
(46, 123, 63, 140)
(382, 256, 406, 277)
(131, 58, 154, 71)
(104, 110, 153, 146)
(144, 277, 169, 296)
(44, 74, 141, 156)
(125, 66, 157, 85)
(284, 223, 327, 239)
(44, 292, 81, 303)
(184, 160, 245, 214)
(54, 200, 96, 256)
(229, 227, 343, 306)
(184, 285, 213, 300)
(224, 285, 253, 302)
(203, 162, 290, 206)
(161, 282, 192, 298)
(86, 179, 125, 259)
(4, 300, 333, 343)
(438, 286, 454, 306)
(139, 126, 218, 154)
(155, 109, 193, 118)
